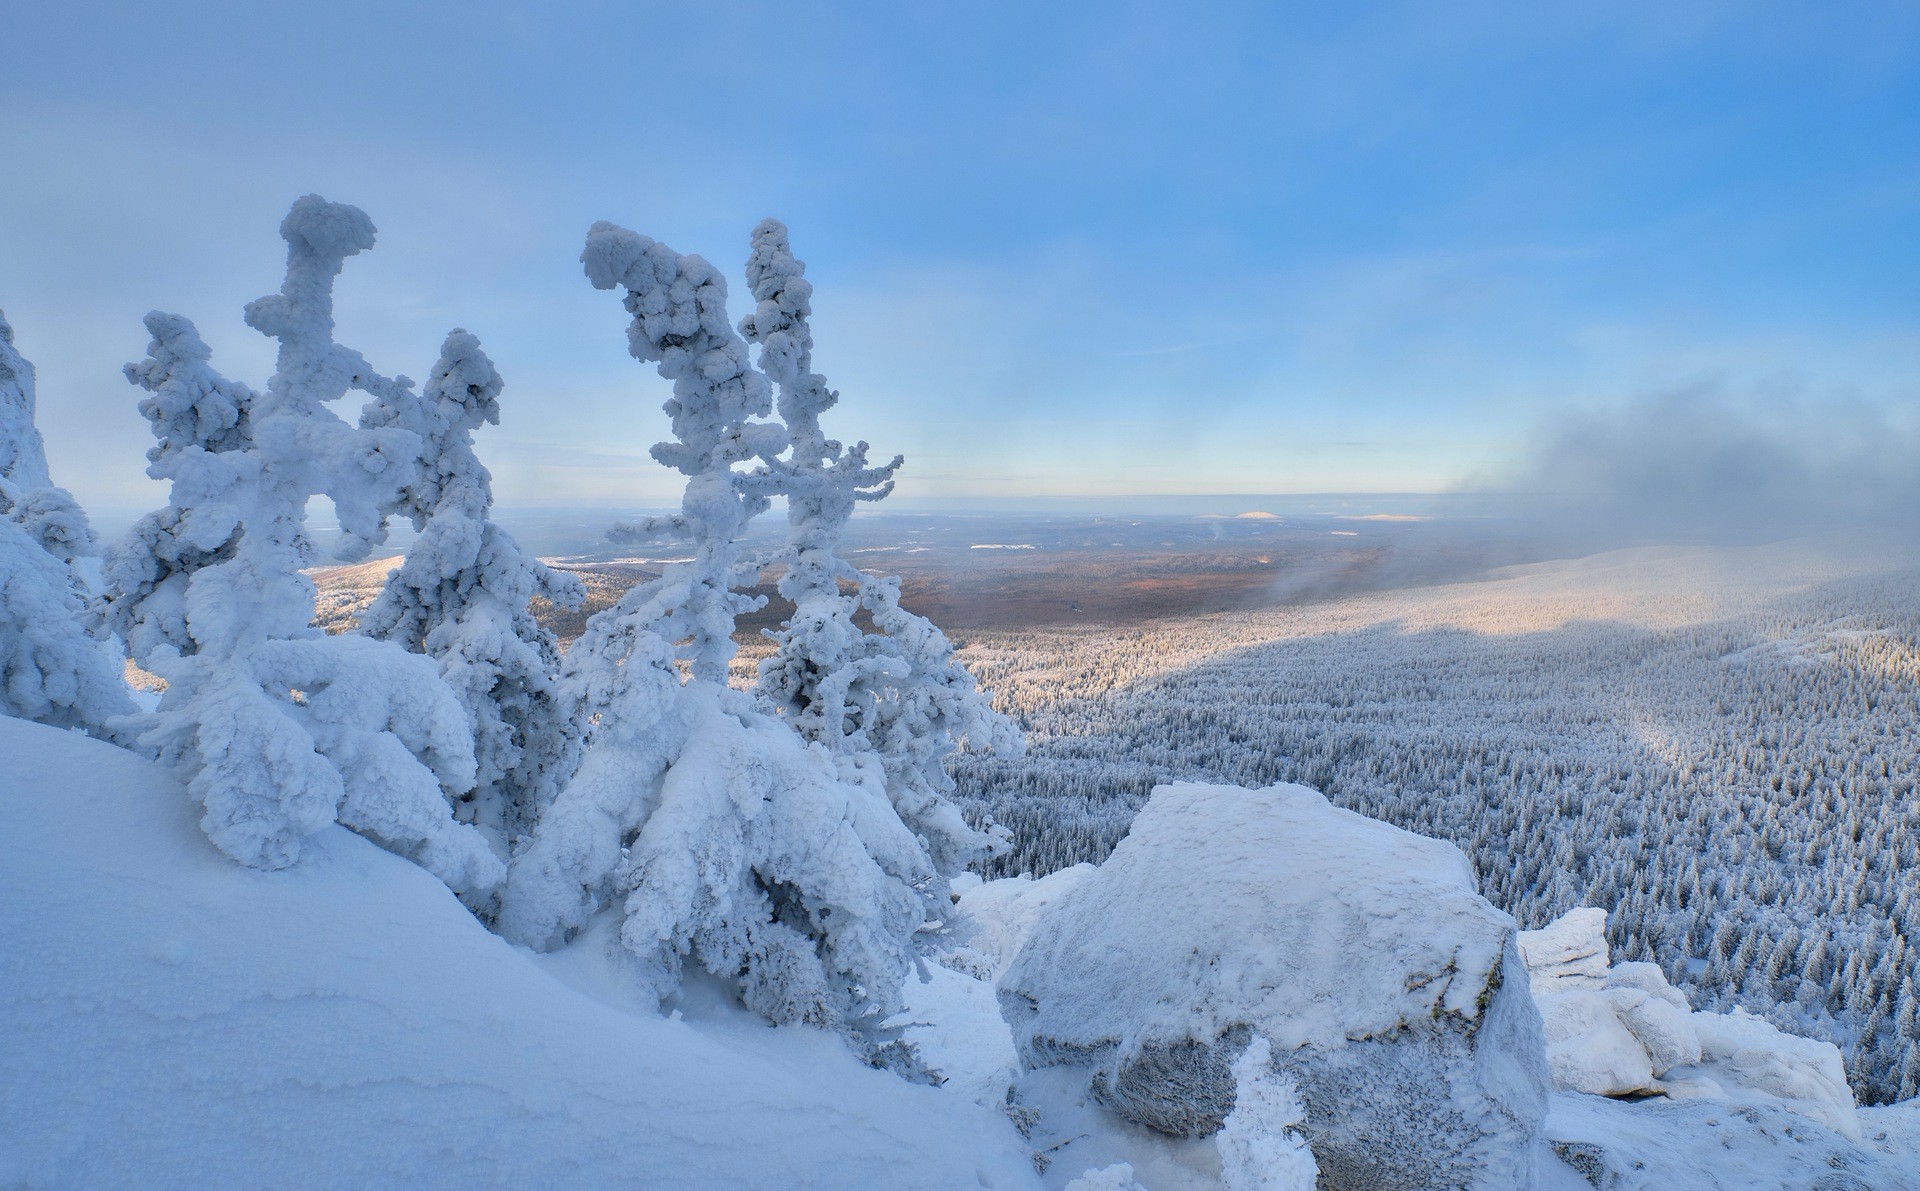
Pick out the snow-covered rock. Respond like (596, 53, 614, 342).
(1685, 1007, 1858, 1137)
(1526, 932, 1698, 1097)
(0, 715, 1043, 1190)
(1521, 908, 1859, 1138)
(998, 781, 1551, 1189)
(1517, 905, 1611, 991)
(947, 864, 1096, 979)
(1524, 910, 1700, 1096)
(1536, 986, 1661, 1095)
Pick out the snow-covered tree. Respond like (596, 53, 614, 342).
(502, 221, 957, 1058)
(113, 196, 500, 903)
(0, 514, 133, 732)
(738, 219, 1019, 877)
(355, 328, 586, 848)
(0, 309, 55, 495)
(102, 313, 255, 662)
(1, 309, 103, 566)
(0, 309, 134, 734)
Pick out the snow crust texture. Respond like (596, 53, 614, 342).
(1544, 1091, 1919, 1190)
(0, 716, 1043, 1190)
(999, 780, 1550, 1189)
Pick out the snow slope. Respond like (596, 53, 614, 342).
(0, 716, 1042, 1190)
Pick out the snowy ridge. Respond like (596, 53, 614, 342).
(6, 191, 1918, 1188)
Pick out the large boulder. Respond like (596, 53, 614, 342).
(997, 782, 1550, 1190)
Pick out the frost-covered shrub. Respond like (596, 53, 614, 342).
(739, 220, 1018, 878)
(1216, 1037, 1318, 1191)
(0, 309, 134, 735)
(1062, 1165, 1150, 1191)
(356, 329, 585, 847)
(111, 196, 500, 903)
(504, 219, 1012, 1056)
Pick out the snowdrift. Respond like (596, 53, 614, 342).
(0, 716, 1040, 1190)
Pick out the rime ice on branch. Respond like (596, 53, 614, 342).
(357, 329, 586, 846)
(0, 310, 134, 734)
(110, 197, 500, 902)
(1, 309, 102, 566)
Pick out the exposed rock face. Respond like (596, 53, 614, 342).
(997, 781, 1551, 1190)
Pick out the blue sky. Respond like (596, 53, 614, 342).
(4, 1, 1917, 512)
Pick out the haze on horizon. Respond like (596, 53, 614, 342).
(3, 1, 1917, 534)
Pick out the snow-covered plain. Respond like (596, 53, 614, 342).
(0, 716, 1042, 1190)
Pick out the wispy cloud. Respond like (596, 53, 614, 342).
(1467, 382, 1920, 545)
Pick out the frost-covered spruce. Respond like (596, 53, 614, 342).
(503, 222, 941, 1055)
(739, 219, 1019, 877)
(103, 313, 256, 662)
(0, 309, 134, 735)
(0, 309, 55, 495)
(115, 196, 500, 903)
(356, 329, 585, 848)
(0, 308, 102, 566)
